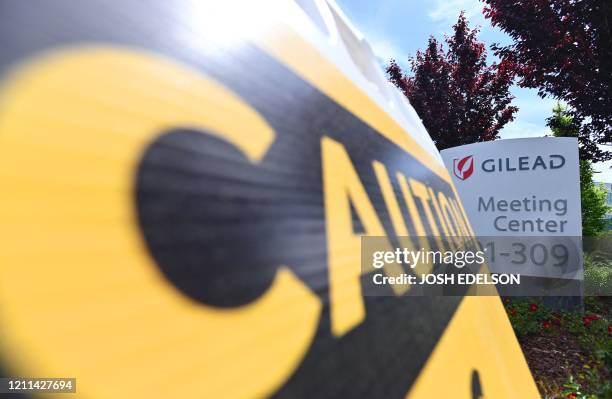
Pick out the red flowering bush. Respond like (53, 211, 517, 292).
(505, 300, 551, 337)
(506, 298, 611, 397)
(582, 314, 600, 327)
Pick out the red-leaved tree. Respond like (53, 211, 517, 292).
(483, 0, 612, 162)
(387, 13, 517, 150)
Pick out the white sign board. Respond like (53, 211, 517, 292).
(441, 137, 582, 282)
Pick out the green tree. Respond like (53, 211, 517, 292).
(549, 103, 609, 235)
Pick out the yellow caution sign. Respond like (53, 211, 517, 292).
(0, 1, 539, 398)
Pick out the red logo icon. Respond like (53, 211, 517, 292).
(453, 155, 474, 180)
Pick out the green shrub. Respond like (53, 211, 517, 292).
(583, 253, 612, 296)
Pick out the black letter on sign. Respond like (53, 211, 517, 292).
(471, 369, 483, 399)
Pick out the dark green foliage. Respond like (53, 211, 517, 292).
(550, 104, 609, 236)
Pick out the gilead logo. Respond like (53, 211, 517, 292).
(453, 155, 474, 180)
(453, 154, 566, 181)
(482, 155, 565, 173)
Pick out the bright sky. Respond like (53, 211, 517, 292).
(336, 0, 612, 182)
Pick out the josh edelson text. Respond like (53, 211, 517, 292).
(371, 247, 520, 286)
